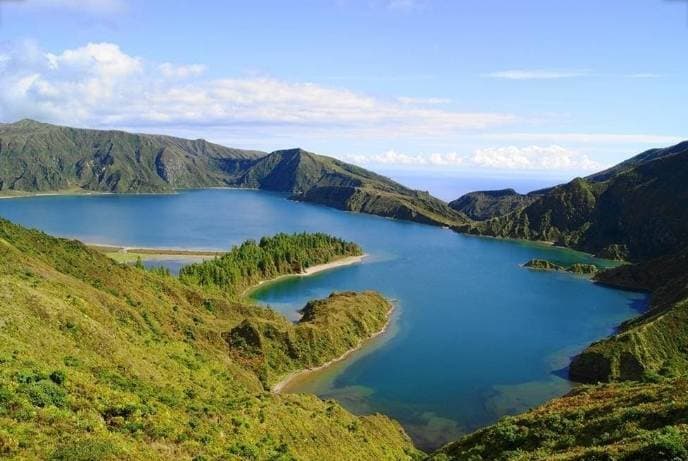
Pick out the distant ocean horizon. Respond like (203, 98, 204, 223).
(377, 169, 572, 202)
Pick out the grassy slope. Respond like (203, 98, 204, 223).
(0, 219, 419, 460)
(569, 249, 688, 383)
(238, 148, 468, 227)
(0, 120, 263, 193)
(228, 291, 392, 388)
(430, 379, 688, 461)
(448, 189, 537, 221)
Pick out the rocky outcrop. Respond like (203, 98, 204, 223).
(523, 259, 565, 271)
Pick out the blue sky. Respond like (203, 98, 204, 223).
(0, 0, 686, 181)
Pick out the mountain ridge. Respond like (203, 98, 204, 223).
(0, 119, 468, 228)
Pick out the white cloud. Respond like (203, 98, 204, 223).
(469, 145, 603, 171)
(483, 132, 683, 145)
(485, 69, 590, 80)
(344, 145, 605, 172)
(396, 96, 450, 105)
(45, 42, 141, 77)
(158, 63, 206, 79)
(0, 41, 516, 137)
(345, 150, 436, 166)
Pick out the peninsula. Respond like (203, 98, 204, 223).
(0, 219, 412, 459)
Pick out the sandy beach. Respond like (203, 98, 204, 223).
(272, 304, 394, 393)
(242, 254, 367, 297)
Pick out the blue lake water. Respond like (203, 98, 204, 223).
(0, 190, 645, 450)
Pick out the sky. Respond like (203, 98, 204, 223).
(0, 0, 686, 186)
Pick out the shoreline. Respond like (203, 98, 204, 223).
(0, 191, 112, 199)
(87, 243, 223, 257)
(272, 304, 395, 394)
(0, 189, 631, 264)
(86, 243, 224, 264)
(243, 254, 367, 297)
(0, 187, 258, 200)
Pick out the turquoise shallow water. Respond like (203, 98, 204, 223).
(0, 189, 645, 450)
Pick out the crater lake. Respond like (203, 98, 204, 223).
(0, 189, 645, 450)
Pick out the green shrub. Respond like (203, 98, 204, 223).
(629, 427, 688, 460)
(20, 381, 67, 408)
(228, 442, 260, 460)
(49, 370, 66, 385)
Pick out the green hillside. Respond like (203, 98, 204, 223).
(0, 119, 263, 193)
(0, 218, 419, 460)
(569, 247, 688, 384)
(0, 120, 468, 228)
(228, 291, 392, 389)
(430, 379, 688, 461)
(236, 148, 468, 227)
(449, 188, 537, 221)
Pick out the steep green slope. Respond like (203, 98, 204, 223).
(470, 143, 688, 261)
(451, 141, 688, 224)
(569, 248, 688, 383)
(430, 379, 688, 461)
(0, 119, 263, 193)
(0, 218, 419, 460)
(449, 188, 537, 221)
(228, 291, 392, 388)
(238, 148, 468, 227)
(586, 140, 688, 182)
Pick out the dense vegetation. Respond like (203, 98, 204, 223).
(0, 120, 468, 228)
(430, 379, 688, 461)
(449, 188, 537, 221)
(0, 218, 419, 460)
(228, 291, 392, 388)
(179, 233, 362, 296)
